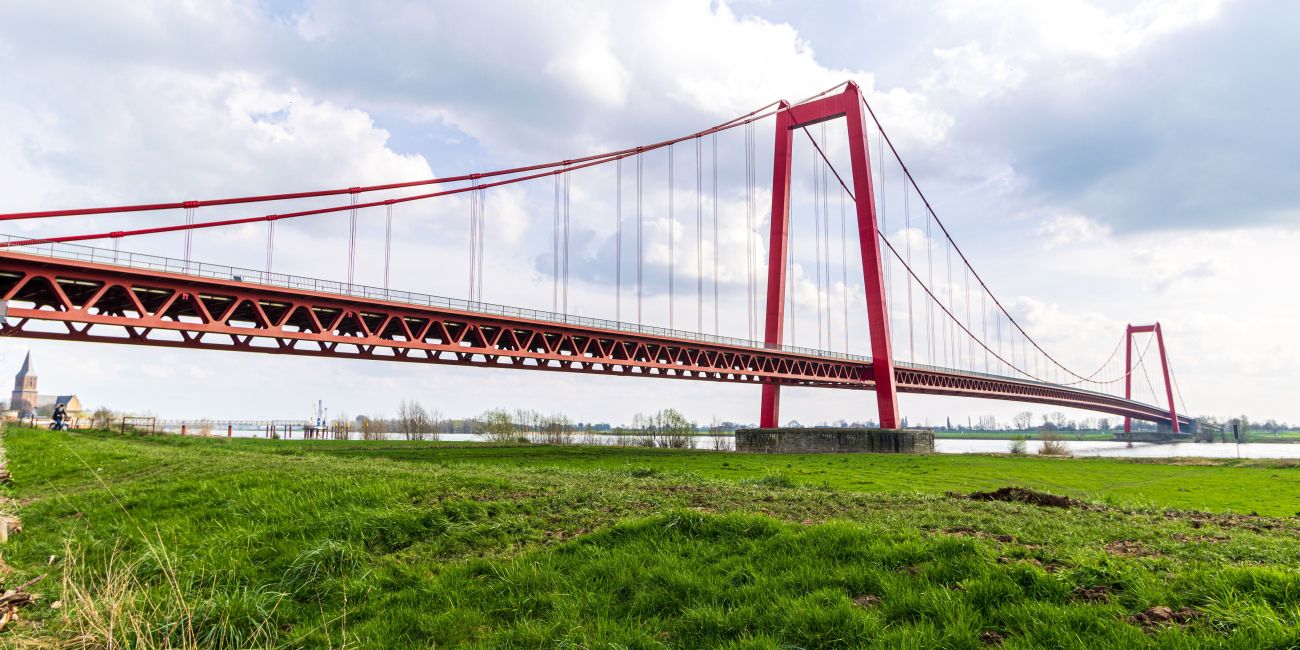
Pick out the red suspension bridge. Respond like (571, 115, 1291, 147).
(0, 82, 1192, 433)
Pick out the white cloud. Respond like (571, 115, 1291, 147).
(935, 0, 1226, 62)
(926, 43, 1027, 101)
(1036, 212, 1111, 249)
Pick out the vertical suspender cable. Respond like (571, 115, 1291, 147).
(473, 178, 483, 301)
(383, 202, 392, 291)
(563, 171, 570, 314)
(553, 174, 560, 312)
(964, 264, 973, 372)
(840, 185, 848, 352)
(265, 219, 275, 275)
(813, 138, 823, 349)
(878, 128, 889, 351)
(788, 148, 796, 349)
(821, 123, 832, 349)
(945, 236, 954, 369)
(696, 136, 703, 332)
(981, 289, 989, 372)
(347, 191, 358, 288)
(637, 152, 644, 325)
(1023, 336, 1029, 381)
(925, 209, 935, 365)
(748, 123, 759, 343)
(712, 133, 719, 335)
(995, 310, 1004, 375)
(668, 144, 674, 329)
(477, 187, 485, 302)
(788, 216, 795, 346)
(616, 159, 622, 322)
(903, 169, 914, 362)
(183, 205, 195, 269)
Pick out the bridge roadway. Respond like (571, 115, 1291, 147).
(0, 243, 1192, 429)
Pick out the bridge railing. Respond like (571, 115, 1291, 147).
(2, 235, 1150, 408)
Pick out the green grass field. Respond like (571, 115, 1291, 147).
(3, 428, 1299, 648)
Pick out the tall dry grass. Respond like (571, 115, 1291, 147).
(1037, 432, 1071, 456)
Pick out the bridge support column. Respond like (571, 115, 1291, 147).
(760, 83, 899, 428)
(1123, 323, 1180, 434)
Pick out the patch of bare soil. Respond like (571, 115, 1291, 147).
(1104, 540, 1153, 557)
(1129, 605, 1199, 631)
(1160, 510, 1296, 534)
(1073, 585, 1112, 603)
(944, 526, 1015, 543)
(852, 594, 881, 608)
(966, 486, 1079, 509)
(1170, 532, 1230, 544)
(979, 630, 1005, 645)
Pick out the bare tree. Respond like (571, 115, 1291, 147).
(359, 415, 387, 441)
(427, 408, 442, 441)
(397, 400, 434, 441)
(537, 413, 576, 445)
(1013, 411, 1034, 431)
(91, 406, 115, 429)
(478, 409, 517, 442)
(514, 409, 543, 442)
(655, 408, 694, 449)
(1050, 412, 1068, 429)
(631, 412, 655, 447)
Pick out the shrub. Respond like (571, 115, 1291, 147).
(477, 409, 517, 442)
(1038, 432, 1071, 456)
(1008, 436, 1028, 455)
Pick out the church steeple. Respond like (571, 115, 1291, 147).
(10, 351, 38, 416)
(16, 351, 34, 378)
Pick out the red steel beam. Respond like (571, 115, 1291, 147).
(0, 251, 1190, 427)
(1124, 323, 1180, 434)
(762, 83, 899, 429)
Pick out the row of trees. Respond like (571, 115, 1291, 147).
(349, 401, 443, 440)
(1009, 411, 1113, 432)
(468, 408, 704, 448)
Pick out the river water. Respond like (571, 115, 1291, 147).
(205, 428, 1300, 458)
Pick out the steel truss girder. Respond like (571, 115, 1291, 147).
(0, 251, 1189, 426)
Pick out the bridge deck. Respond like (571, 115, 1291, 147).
(0, 242, 1190, 427)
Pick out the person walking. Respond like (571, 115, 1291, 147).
(51, 401, 68, 431)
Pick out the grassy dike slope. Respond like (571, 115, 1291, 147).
(2, 428, 1298, 648)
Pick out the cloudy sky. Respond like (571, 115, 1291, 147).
(2, 0, 1296, 427)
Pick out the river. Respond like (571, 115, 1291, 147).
(202, 427, 1300, 458)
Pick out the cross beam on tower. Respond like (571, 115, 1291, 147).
(762, 83, 899, 429)
(1124, 323, 1180, 434)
